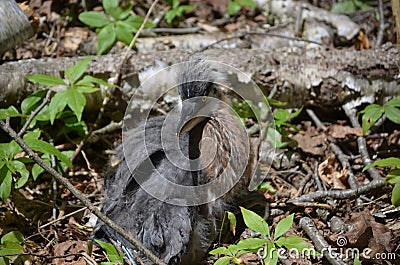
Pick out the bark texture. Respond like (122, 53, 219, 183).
(1, 46, 399, 108)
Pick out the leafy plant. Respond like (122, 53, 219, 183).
(94, 239, 124, 265)
(0, 231, 25, 265)
(331, 0, 372, 13)
(359, 97, 400, 135)
(165, 0, 195, 24)
(364, 157, 400, 206)
(227, 0, 257, 16)
(210, 208, 309, 265)
(0, 57, 110, 201)
(78, 0, 154, 55)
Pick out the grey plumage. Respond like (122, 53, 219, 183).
(94, 59, 267, 264)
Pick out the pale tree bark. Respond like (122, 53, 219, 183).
(1, 47, 399, 110)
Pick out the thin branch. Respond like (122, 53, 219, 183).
(18, 89, 52, 137)
(116, 0, 160, 85)
(287, 179, 385, 203)
(300, 217, 347, 265)
(329, 142, 358, 189)
(342, 103, 383, 181)
(306, 109, 327, 131)
(0, 121, 166, 265)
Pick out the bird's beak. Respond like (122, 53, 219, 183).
(177, 100, 207, 136)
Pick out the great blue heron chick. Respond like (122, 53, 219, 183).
(94, 59, 267, 264)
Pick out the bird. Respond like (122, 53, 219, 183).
(94, 58, 268, 264)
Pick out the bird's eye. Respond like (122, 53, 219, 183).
(202, 96, 207, 102)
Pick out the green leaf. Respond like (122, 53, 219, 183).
(353, 254, 362, 265)
(176, 5, 195, 16)
(236, 238, 268, 250)
(385, 97, 400, 107)
(94, 239, 124, 263)
(78, 11, 110, 28)
(97, 24, 117, 55)
(116, 22, 133, 44)
(360, 104, 384, 134)
(0, 169, 12, 201)
(237, 0, 257, 8)
(0, 141, 22, 159)
(275, 236, 309, 251)
(274, 214, 294, 240)
(227, 1, 241, 15)
(124, 15, 154, 31)
(209, 246, 229, 255)
(227, 211, 237, 235)
(64, 89, 86, 121)
(264, 243, 278, 265)
(0, 106, 21, 120)
(288, 107, 303, 120)
(23, 137, 72, 168)
(103, 0, 119, 14)
(1, 231, 24, 244)
(354, 0, 372, 11)
(79, 75, 116, 88)
(331, 1, 356, 13)
(118, 4, 133, 20)
(392, 182, 400, 206)
(214, 256, 231, 265)
(65, 56, 92, 85)
(21, 90, 48, 114)
(165, 9, 178, 24)
(363, 157, 400, 171)
(241, 207, 270, 237)
(0, 241, 23, 255)
(172, 0, 180, 9)
(386, 169, 400, 184)
(384, 105, 400, 124)
(258, 182, 276, 194)
(48, 90, 68, 124)
(12, 160, 29, 189)
(32, 163, 45, 181)
(76, 86, 100, 93)
(26, 74, 66, 86)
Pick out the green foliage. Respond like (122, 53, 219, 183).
(363, 157, 400, 206)
(227, 0, 257, 16)
(359, 97, 400, 135)
(210, 209, 310, 265)
(354, 254, 362, 265)
(0, 57, 109, 201)
(78, 0, 154, 55)
(165, 0, 195, 24)
(232, 97, 302, 148)
(94, 239, 124, 265)
(0, 231, 25, 265)
(331, 0, 372, 13)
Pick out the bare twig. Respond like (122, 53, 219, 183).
(342, 103, 383, 181)
(142, 27, 200, 35)
(300, 217, 347, 265)
(18, 89, 52, 137)
(288, 179, 385, 203)
(306, 109, 327, 131)
(0, 121, 166, 265)
(116, 0, 160, 85)
(329, 142, 358, 189)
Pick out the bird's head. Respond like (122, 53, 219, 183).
(176, 59, 227, 135)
